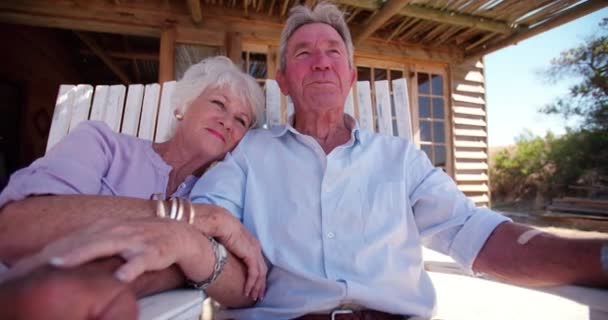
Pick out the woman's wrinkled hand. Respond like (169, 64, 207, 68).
(191, 204, 267, 300)
(1, 218, 215, 290)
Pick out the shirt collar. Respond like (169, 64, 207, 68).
(269, 113, 364, 145)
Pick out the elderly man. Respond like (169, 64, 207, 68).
(190, 3, 608, 320)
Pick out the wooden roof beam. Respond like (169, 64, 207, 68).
(74, 31, 131, 84)
(187, 0, 203, 24)
(337, 0, 516, 34)
(353, 0, 413, 44)
(464, 0, 608, 60)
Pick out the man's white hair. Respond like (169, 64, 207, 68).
(278, 2, 354, 71)
(172, 56, 265, 129)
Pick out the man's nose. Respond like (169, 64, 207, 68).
(311, 51, 330, 70)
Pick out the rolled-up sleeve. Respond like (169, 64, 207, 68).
(407, 146, 510, 272)
(0, 121, 113, 209)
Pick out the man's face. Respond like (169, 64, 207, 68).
(277, 23, 356, 113)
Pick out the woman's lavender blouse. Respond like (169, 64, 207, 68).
(0, 121, 195, 208)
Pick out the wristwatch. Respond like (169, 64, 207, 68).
(187, 237, 228, 290)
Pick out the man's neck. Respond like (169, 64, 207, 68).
(293, 109, 351, 154)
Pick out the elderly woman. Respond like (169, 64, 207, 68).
(0, 56, 267, 318)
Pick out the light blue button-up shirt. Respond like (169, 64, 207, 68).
(190, 117, 509, 320)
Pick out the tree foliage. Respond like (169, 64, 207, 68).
(540, 18, 608, 130)
(492, 19, 608, 205)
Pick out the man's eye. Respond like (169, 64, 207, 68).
(295, 51, 309, 57)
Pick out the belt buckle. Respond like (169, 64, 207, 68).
(331, 308, 354, 320)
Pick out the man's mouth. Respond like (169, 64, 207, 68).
(206, 128, 226, 143)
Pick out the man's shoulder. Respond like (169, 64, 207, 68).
(358, 129, 414, 149)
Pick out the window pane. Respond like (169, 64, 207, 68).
(431, 74, 443, 95)
(357, 67, 371, 82)
(433, 122, 445, 143)
(418, 96, 430, 118)
(420, 121, 431, 142)
(434, 145, 446, 167)
(432, 98, 444, 119)
(390, 69, 404, 81)
(249, 53, 267, 79)
(421, 145, 432, 161)
(418, 73, 429, 94)
(374, 68, 387, 81)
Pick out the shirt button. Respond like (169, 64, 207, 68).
(327, 232, 335, 239)
(180, 183, 187, 189)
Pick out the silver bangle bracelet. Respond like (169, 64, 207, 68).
(187, 237, 228, 290)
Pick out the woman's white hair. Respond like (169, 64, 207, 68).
(172, 56, 265, 128)
(278, 2, 354, 71)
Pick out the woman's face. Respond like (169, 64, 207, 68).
(178, 86, 253, 159)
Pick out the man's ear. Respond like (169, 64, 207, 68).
(348, 66, 357, 89)
(275, 70, 289, 96)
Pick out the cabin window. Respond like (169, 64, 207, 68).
(416, 72, 448, 170)
(241, 51, 267, 87)
(356, 66, 405, 135)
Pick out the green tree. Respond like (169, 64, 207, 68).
(541, 18, 608, 131)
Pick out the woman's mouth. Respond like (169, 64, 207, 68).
(206, 128, 226, 143)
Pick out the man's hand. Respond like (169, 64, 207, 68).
(0, 262, 137, 320)
(191, 204, 267, 300)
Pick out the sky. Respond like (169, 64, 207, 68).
(484, 7, 607, 147)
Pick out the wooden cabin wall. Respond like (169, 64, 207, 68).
(0, 24, 81, 177)
(449, 59, 490, 206)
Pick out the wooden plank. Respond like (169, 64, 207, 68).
(265, 79, 282, 127)
(455, 83, 485, 94)
(159, 27, 176, 83)
(458, 184, 489, 192)
(47, 85, 75, 152)
(454, 139, 487, 148)
(155, 81, 177, 143)
(454, 128, 487, 138)
(90, 85, 126, 132)
(453, 117, 486, 127)
(392, 78, 413, 140)
(455, 151, 487, 159)
(548, 205, 608, 216)
(122, 84, 145, 136)
(468, 194, 489, 203)
(374, 80, 393, 136)
(344, 87, 355, 118)
(453, 106, 486, 116)
(187, 0, 203, 24)
(452, 93, 485, 105)
(456, 173, 488, 182)
(69, 84, 94, 132)
(138, 83, 161, 141)
(353, 0, 414, 44)
(455, 161, 488, 170)
(225, 32, 243, 66)
(356, 81, 375, 132)
(465, 0, 608, 60)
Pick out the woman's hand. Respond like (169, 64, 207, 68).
(2, 218, 215, 290)
(190, 204, 267, 300)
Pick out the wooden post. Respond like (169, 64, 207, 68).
(159, 26, 176, 83)
(267, 45, 278, 78)
(225, 32, 243, 67)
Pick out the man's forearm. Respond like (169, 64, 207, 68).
(0, 195, 155, 264)
(473, 222, 608, 287)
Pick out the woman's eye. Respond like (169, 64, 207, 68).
(212, 100, 226, 109)
(236, 118, 247, 127)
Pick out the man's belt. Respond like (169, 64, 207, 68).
(295, 308, 410, 320)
